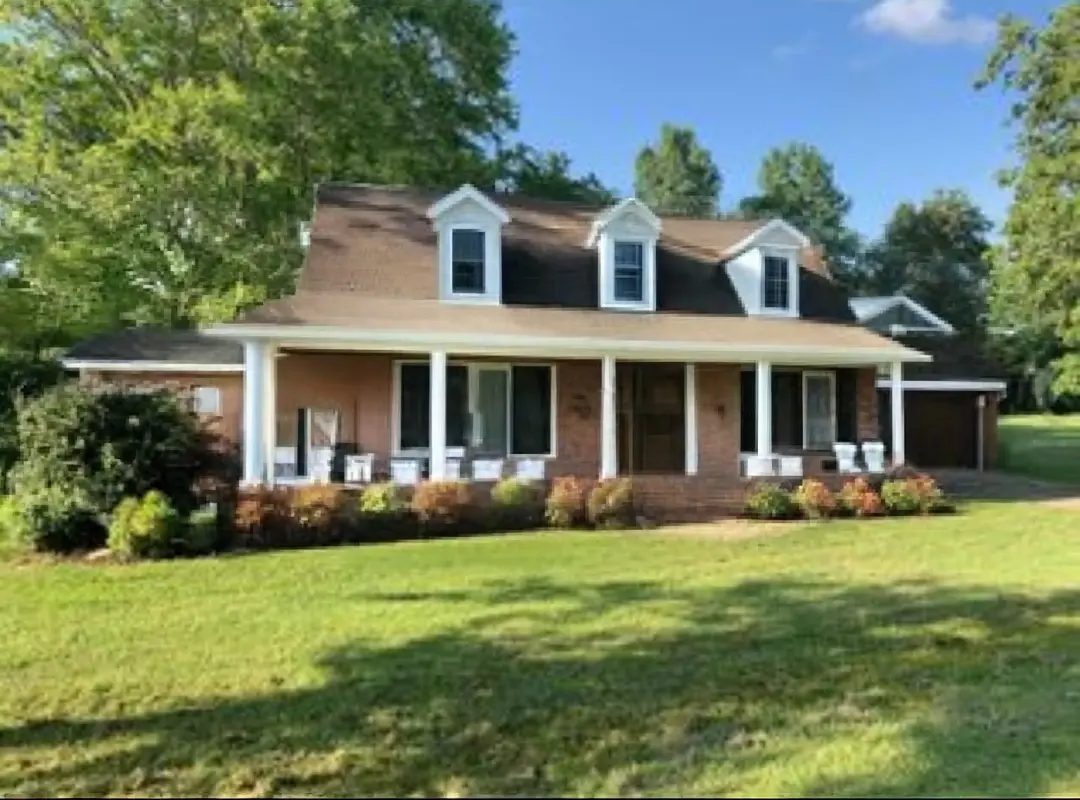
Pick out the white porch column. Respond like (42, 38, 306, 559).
(685, 363, 698, 476)
(429, 350, 448, 480)
(262, 344, 277, 485)
(600, 355, 617, 479)
(891, 360, 905, 465)
(242, 339, 267, 485)
(756, 360, 772, 458)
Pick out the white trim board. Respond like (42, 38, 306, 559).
(61, 359, 243, 373)
(203, 324, 931, 365)
(876, 379, 1007, 392)
(722, 218, 811, 257)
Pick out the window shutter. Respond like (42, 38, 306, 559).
(836, 369, 857, 443)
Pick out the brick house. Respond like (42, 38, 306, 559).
(65, 184, 930, 518)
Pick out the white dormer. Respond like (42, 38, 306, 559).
(722, 219, 810, 318)
(587, 198, 662, 312)
(427, 184, 510, 304)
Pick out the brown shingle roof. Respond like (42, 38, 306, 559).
(235, 292, 926, 361)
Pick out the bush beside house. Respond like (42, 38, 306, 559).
(744, 473, 954, 521)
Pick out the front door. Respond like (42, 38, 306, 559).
(617, 363, 685, 475)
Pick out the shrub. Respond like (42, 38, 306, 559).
(490, 478, 545, 530)
(107, 490, 182, 560)
(587, 478, 636, 529)
(0, 495, 20, 550)
(12, 487, 106, 553)
(909, 474, 949, 514)
(545, 476, 589, 528)
(8, 383, 235, 552)
(744, 482, 796, 520)
(185, 506, 220, 555)
(838, 477, 885, 518)
(0, 353, 65, 492)
(287, 485, 349, 545)
(792, 479, 836, 520)
(412, 481, 474, 535)
(233, 487, 293, 549)
(881, 479, 922, 516)
(356, 483, 416, 541)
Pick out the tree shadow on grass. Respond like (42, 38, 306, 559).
(6, 577, 1080, 796)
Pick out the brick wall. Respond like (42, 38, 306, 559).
(856, 367, 880, 441)
(696, 364, 741, 478)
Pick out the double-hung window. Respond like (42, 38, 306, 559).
(450, 229, 486, 295)
(613, 241, 644, 303)
(396, 362, 553, 456)
(762, 254, 791, 311)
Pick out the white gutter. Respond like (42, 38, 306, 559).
(875, 378, 1007, 392)
(202, 323, 931, 365)
(61, 359, 244, 373)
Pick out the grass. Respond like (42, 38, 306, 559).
(4, 505, 1080, 796)
(999, 413, 1080, 483)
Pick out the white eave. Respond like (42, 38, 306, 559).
(425, 183, 510, 224)
(586, 197, 662, 247)
(61, 359, 244, 373)
(722, 218, 811, 256)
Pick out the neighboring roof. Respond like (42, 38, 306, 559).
(63, 328, 244, 371)
(217, 292, 928, 365)
(299, 184, 850, 321)
(849, 295, 955, 334)
(889, 334, 1006, 382)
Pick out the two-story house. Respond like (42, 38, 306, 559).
(64, 184, 929, 518)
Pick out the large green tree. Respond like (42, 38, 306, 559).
(737, 143, 861, 286)
(0, 0, 516, 332)
(977, 2, 1080, 393)
(862, 190, 993, 335)
(496, 145, 617, 205)
(633, 124, 721, 216)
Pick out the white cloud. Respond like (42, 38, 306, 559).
(859, 0, 995, 45)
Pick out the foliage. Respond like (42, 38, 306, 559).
(634, 124, 722, 216)
(0, 495, 19, 550)
(107, 491, 182, 560)
(792, 479, 837, 520)
(359, 483, 409, 516)
(411, 481, 474, 534)
(880, 479, 923, 516)
(496, 145, 617, 205)
(0, 352, 66, 490)
(978, 4, 1080, 391)
(862, 189, 993, 335)
(545, 476, 590, 528)
(0, 0, 516, 333)
(586, 478, 636, 530)
(233, 487, 296, 550)
(743, 482, 797, 520)
(356, 482, 415, 541)
(838, 477, 885, 518)
(186, 507, 221, 556)
(286, 485, 349, 544)
(999, 413, 1080, 484)
(489, 477, 545, 529)
(737, 142, 861, 286)
(10, 486, 106, 553)
(8, 384, 233, 539)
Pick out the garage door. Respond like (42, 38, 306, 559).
(878, 390, 978, 468)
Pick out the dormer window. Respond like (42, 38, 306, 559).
(587, 198, 662, 311)
(426, 184, 510, 305)
(451, 229, 486, 295)
(762, 255, 790, 311)
(613, 241, 644, 302)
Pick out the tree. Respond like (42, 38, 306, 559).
(862, 190, 993, 335)
(737, 143, 861, 286)
(0, 0, 516, 332)
(977, 3, 1080, 393)
(496, 145, 617, 205)
(633, 124, 721, 216)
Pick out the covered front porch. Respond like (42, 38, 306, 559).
(233, 342, 910, 489)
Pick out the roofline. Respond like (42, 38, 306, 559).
(61, 359, 244, 373)
(876, 378, 1007, 392)
(854, 295, 955, 334)
(426, 183, 511, 224)
(203, 323, 931, 365)
(721, 218, 812, 256)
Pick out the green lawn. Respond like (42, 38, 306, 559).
(999, 413, 1080, 483)
(4, 506, 1080, 797)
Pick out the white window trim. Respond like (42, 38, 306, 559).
(392, 359, 557, 458)
(439, 222, 502, 304)
(600, 234, 657, 311)
(802, 370, 837, 451)
(758, 245, 799, 318)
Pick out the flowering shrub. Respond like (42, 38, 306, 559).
(586, 478, 636, 529)
(838, 477, 885, 517)
(881, 479, 922, 516)
(545, 476, 589, 528)
(412, 480, 474, 534)
(792, 479, 836, 519)
(490, 478, 546, 529)
(743, 483, 796, 520)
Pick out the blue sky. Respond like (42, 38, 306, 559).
(503, 0, 1057, 237)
